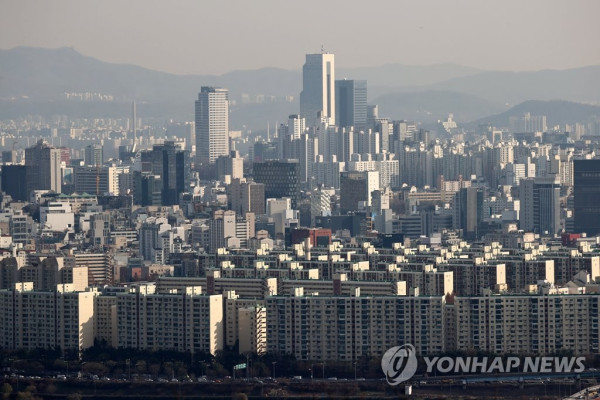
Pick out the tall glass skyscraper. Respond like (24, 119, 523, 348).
(335, 79, 367, 130)
(300, 53, 335, 126)
(574, 159, 600, 235)
(195, 87, 229, 165)
(253, 160, 299, 209)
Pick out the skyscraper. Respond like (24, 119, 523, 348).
(335, 79, 367, 130)
(25, 139, 62, 196)
(253, 160, 299, 209)
(574, 159, 600, 236)
(148, 141, 190, 206)
(195, 87, 229, 165)
(339, 170, 379, 214)
(453, 187, 483, 240)
(1, 165, 27, 201)
(278, 115, 306, 160)
(519, 176, 560, 236)
(300, 53, 335, 126)
(84, 144, 103, 167)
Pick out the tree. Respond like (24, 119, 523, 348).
(162, 361, 174, 378)
(44, 384, 57, 394)
(135, 360, 147, 374)
(148, 363, 161, 377)
(15, 391, 40, 400)
(82, 361, 108, 376)
(1, 383, 12, 400)
(53, 359, 67, 371)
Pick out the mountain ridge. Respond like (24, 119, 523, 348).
(1, 46, 599, 128)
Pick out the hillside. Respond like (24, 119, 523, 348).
(1, 47, 599, 128)
(431, 67, 600, 105)
(469, 100, 600, 128)
(372, 90, 506, 123)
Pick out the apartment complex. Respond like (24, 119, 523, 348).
(0, 283, 94, 354)
(115, 284, 223, 355)
(266, 290, 445, 361)
(266, 290, 600, 360)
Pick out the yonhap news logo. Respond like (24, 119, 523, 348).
(382, 344, 587, 386)
(381, 344, 418, 385)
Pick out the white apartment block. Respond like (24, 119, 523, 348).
(0, 283, 95, 354)
(224, 290, 266, 348)
(157, 274, 278, 299)
(279, 276, 407, 297)
(266, 292, 445, 361)
(116, 284, 223, 355)
(238, 305, 267, 355)
(94, 293, 118, 347)
(449, 294, 600, 356)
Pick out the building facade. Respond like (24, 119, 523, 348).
(574, 159, 600, 236)
(300, 53, 335, 126)
(195, 87, 229, 165)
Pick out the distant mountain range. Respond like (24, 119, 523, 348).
(470, 100, 600, 129)
(372, 90, 505, 123)
(1, 46, 600, 129)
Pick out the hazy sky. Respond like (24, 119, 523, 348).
(2, 0, 599, 75)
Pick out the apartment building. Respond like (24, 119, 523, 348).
(0, 283, 95, 354)
(224, 290, 266, 348)
(157, 273, 278, 299)
(115, 284, 223, 355)
(238, 305, 267, 355)
(266, 290, 445, 361)
(448, 293, 600, 355)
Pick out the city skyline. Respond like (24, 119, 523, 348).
(1, 0, 599, 75)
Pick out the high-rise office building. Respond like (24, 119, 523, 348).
(230, 179, 265, 216)
(216, 150, 244, 180)
(339, 170, 379, 214)
(253, 160, 299, 209)
(300, 53, 335, 126)
(149, 141, 190, 206)
(335, 79, 367, 130)
(574, 160, 600, 235)
(195, 87, 229, 165)
(519, 176, 560, 236)
(133, 172, 162, 206)
(1, 165, 27, 201)
(25, 139, 62, 196)
(73, 166, 119, 195)
(453, 187, 483, 240)
(84, 144, 103, 167)
(278, 115, 307, 161)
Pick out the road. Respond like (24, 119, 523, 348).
(564, 385, 600, 399)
